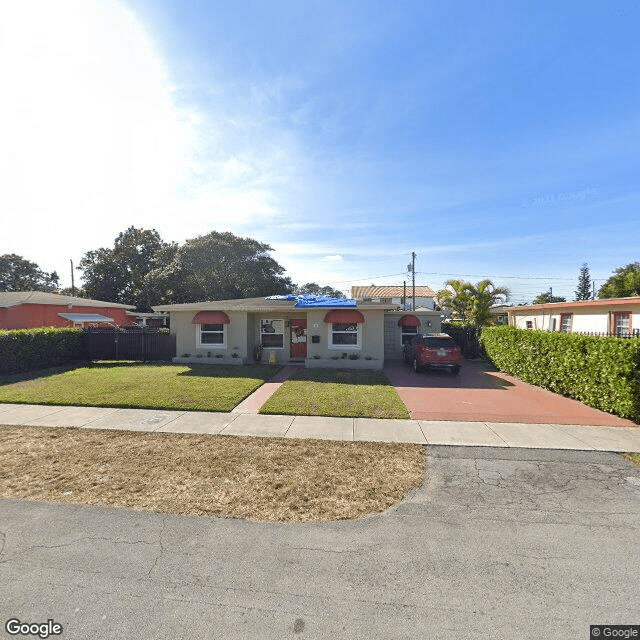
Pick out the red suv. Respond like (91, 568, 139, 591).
(402, 333, 462, 374)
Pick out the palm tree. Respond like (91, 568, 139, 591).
(436, 279, 473, 323)
(466, 279, 510, 327)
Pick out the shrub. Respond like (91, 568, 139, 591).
(442, 322, 484, 358)
(0, 327, 86, 376)
(482, 326, 640, 422)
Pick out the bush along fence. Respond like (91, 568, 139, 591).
(441, 323, 485, 358)
(0, 327, 86, 376)
(481, 325, 640, 423)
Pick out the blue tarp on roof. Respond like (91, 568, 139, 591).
(266, 294, 357, 308)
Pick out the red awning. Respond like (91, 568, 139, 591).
(323, 309, 365, 324)
(192, 311, 230, 324)
(398, 314, 421, 327)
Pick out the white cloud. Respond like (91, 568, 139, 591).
(0, 0, 196, 282)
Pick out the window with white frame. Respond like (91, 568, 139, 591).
(329, 322, 360, 348)
(261, 319, 284, 348)
(401, 325, 418, 345)
(614, 312, 630, 336)
(199, 323, 225, 346)
(560, 313, 572, 333)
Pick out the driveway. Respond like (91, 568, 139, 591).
(384, 359, 637, 426)
(1, 447, 639, 639)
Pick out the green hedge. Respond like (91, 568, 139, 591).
(0, 327, 86, 376)
(481, 326, 640, 422)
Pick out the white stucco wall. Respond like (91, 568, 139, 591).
(510, 307, 640, 333)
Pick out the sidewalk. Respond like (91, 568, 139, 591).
(2, 402, 640, 452)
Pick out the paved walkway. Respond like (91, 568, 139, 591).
(231, 365, 300, 414)
(2, 402, 640, 452)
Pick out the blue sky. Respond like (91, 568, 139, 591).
(1, 0, 638, 303)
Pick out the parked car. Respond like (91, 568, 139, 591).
(402, 333, 462, 374)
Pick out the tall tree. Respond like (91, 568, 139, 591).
(78, 227, 176, 310)
(437, 279, 509, 326)
(436, 279, 473, 323)
(575, 263, 592, 300)
(533, 290, 566, 304)
(145, 231, 293, 304)
(465, 279, 510, 327)
(0, 254, 59, 292)
(598, 262, 640, 299)
(294, 282, 345, 298)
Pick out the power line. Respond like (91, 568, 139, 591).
(416, 271, 576, 281)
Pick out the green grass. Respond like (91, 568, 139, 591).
(259, 368, 409, 419)
(0, 361, 281, 412)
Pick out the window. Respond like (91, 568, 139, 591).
(199, 323, 225, 346)
(560, 313, 572, 333)
(526, 321, 533, 329)
(614, 312, 631, 336)
(401, 325, 418, 346)
(329, 322, 360, 348)
(424, 336, 457, 349)
(261, 319, 284, 348)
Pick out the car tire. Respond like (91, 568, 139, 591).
(451, 365, 460, 375)
(412, 357, 422, 373)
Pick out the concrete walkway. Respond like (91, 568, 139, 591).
(231, 364, 300, 414)
(2, 402, 640, 452)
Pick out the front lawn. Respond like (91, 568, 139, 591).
(0, 362, 280, 412)
(0, 426, 426, 522)
(259, 368, 409, 419)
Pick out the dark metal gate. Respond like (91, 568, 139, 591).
(85, 328, 176, 362)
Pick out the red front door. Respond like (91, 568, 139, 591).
(290, 319, 307, 359)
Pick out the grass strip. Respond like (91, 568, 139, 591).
(0, 361, 281, 412)
(623, 452, 640, 467)
(259, 368, 409, 419)
(0, 426, 426, 522)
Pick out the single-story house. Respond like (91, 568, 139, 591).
(507, 297, 640, 335)
(0, 291, 136, 330)
(153, 295, 442, 369)
(351, 285, 436, 310)
(489, 304, 510, 325)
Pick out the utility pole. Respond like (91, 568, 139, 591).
(407, 252, 416, 310)
(403, 281, 406, 309)
(70, 259, 75, 296)
(411, 252, 416, 311)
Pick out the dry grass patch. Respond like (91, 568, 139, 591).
(623, 452, 640, 467)
(0, 426, 426, 522)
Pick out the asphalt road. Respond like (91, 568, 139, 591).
(1, 446, 639, 640)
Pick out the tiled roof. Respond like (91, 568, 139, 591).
(351, 285, 435, 298)
(0, 291, 134, 309)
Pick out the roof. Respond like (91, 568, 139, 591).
(153, 296, 396, 312)
(0, 291, 134, 309)
(351, 285, 435, 298)
(507, 296, 640, 313)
